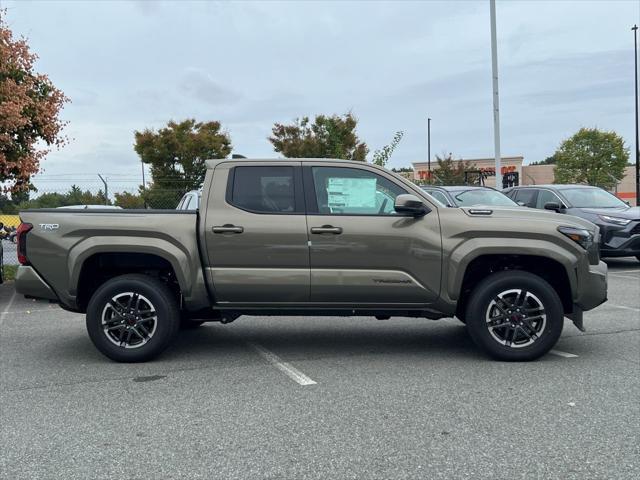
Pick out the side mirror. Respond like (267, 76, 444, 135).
(544, 201, 562, 212)
(516, 200, 526, 207)
(395, 194, 430, 217)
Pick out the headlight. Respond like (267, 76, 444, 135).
(598, 215, 631, 226)
(558, 226, 594, 250)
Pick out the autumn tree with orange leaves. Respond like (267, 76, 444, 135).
(0, 11, 68, 193)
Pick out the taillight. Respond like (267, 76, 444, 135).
(16, 222, 33, 265)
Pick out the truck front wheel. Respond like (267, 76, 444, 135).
(86, 274, 180, 362)
(465, 271, 564, 361)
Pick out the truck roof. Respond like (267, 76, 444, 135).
(205, 158, 372, 169)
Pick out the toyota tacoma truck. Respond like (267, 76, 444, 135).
(13, 158, 607, 362)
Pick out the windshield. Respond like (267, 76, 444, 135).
(452, 189, 518, 207)
(560, 188, 627, 208)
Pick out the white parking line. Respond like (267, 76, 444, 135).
(605, 303, 640, 313)
(1, 308, 60, 315)
(550, 349, 579, 358)
(0, 291, 17, 329)
(247, 342, 317, 386)
(608, 273, 640, 279)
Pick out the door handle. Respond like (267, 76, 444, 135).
(212, 224, 244, 234)
(310, 225, 343, 234)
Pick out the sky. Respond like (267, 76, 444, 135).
(4, 0, 640, 193)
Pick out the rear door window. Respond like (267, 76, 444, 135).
(228, 166, 300, 214)
(514, 189, 538, 208)
(536, 190, 563, 209)
(427, 190, 450, 206)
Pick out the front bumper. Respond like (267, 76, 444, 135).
(15, 266, 59, 302)
(575, 260, 608, 312)
(599, 222, 640, 257)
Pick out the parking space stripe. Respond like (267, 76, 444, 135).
(0, 291, 17, 329)
(247, 342, 317, 386)
(608, 273, 640, 279)
(550, 349, 579, 358)
(605, 303, 640, 313)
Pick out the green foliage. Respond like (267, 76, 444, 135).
(141, 185, 183, 209)
(3, 264, 18, 282)
(114, 191, 145, 209)
(554, 128, 629, 189)
(372, 131, 404, 167)
(1, 185, 108, 212)
(269, 113, 368, 160)
(430, 153, 475, 186)
(529, 154, 558, 166)
(134, 119, 232, 203)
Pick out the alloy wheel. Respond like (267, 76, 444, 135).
(485, 288, 546, 348)
(101, 292, 158, 349)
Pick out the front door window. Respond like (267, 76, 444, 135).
(311, 167, 405, 215)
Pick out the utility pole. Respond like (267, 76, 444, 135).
(427, 117, 431, 183)
(97, 174, 108, 205)
(633, 24, 639, 206)
(140, 160, 147, 208)
(490, 0, 502, 190)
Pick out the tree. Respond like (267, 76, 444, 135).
(269, 113, 368, 160)
(554, 128, 629, 189)
(0, 11, 68, 193)
(12, 185, 107, 210)
(114, 191, 145, 209)
(134, 119, 232, 207)
(529, 154, 558, 166)
(429, 153, 475, 185)
(372, 131, 404, 167)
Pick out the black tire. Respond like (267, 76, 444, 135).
(465, 270, 564, 361)
(86, 274, 180, 362)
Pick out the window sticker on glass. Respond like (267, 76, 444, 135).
(326, 178, 377, 212)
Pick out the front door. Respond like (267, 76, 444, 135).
(203, 161, 309, 304)
(304, 164, 442, 305)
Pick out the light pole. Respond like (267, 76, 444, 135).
(98, 174, 108, 205)
(427, 117, 431, 182)
(633, 24, 639, 206)
(490, 0, 502, 190)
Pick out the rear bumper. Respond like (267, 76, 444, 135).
(14, 266, 59, 302)
(575, 260, 608, 312)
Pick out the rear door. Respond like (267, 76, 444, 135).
(304, 163, 442, 305)
(535, 189, 565, 209)
(513, 188, 538, 208)
(203, 161, 309, 304)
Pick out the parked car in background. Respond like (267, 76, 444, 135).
(421, 185, 520, 208)
(176, 190, 201, 210)
(504, 185, 640, 262)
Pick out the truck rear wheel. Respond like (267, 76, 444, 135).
(86, 274, 180, 362)
(465, 271, 564, 361)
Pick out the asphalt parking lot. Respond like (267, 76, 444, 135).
(0, 259, 638, 480)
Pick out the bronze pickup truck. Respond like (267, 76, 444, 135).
(14, 158, 607, 362)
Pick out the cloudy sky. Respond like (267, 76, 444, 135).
(4, 0, 639, 192)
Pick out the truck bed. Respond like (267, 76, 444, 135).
(17, 209, 209, 311)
